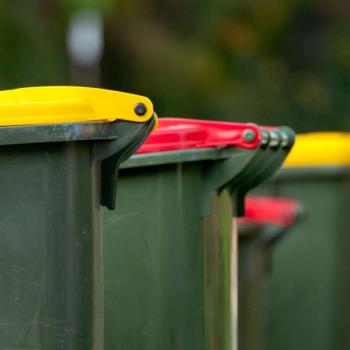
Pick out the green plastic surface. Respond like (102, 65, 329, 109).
(239, 230, 269, 350)
(256, 166, 350, 350)
(238, 223, 287, 350)
(0, 118, 154, 349)
(103, 152, 250, 350)
(103, 127, 294, 350)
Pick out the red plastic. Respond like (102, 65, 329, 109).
(238, 197, 301, 228)
(137, 118, 262, 154)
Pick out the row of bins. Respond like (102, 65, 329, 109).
(0, 86, 347, 350)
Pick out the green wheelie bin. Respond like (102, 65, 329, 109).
(256, 132, 350, 350)
(103, 118, 295, 350)
(237, 196, 302, 350)
(0, 86, 156, 349)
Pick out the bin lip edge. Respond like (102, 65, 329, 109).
(121, 146, 256, 169)
(0, 118, 156, 146)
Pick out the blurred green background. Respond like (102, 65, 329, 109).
(1, 0, 350, 131)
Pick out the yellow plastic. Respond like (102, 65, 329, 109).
(284, 132, 350, 167)
(0, 86, 154, 127)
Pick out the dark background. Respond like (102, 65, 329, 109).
(1, 0, 350, 132)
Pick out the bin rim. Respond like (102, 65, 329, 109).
(0, 117, 157, 146)
(122, 146, 255, 169)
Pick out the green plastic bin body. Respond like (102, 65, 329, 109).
(237, 197, 302, 350)
(238, 225, 271, 350)
(103, 148, 251, 350)
(256, 167, 350, 350)
(0, 119, 154, 349)
(103, 122, 294, 350)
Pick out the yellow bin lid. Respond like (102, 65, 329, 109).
(284, 132, 350, 167)
(0, 86, 154, 127)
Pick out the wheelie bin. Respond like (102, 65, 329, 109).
(257, 132, 350, 350)
(103, 118, 295, 350)
(237, 196, 302, 350)
(0, 86, 156, 349)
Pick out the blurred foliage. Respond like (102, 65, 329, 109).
(102, 0, 350, 131)
(1, 0, 350, 131)
(0, 1, 69, 87)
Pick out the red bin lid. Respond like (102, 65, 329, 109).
(137, 117, 262, 154)
(238, 197, 301, 228)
